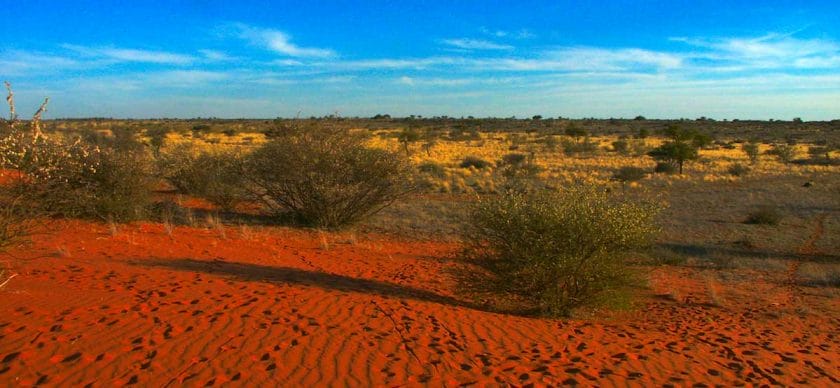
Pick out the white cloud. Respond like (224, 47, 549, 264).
(479, 28, 534, 39)
(672, 33, 840, 69)
(441, 38, 513, 51)
(199, 49, 236, 61)
(480, 27, 508, 38)
(62, 44, 195, 64)
(233, 24, 336, 58)
(317, 57, 460, 70)
(0, 50, 81, 75)
(465, 47, 682, 72)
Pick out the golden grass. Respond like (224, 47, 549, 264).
(148, 129, 838, 195)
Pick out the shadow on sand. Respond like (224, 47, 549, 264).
(130, 258, 488, 311)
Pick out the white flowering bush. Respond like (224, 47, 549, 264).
(1, 129, 153, 222)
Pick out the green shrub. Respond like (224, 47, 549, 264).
(460, 156, 492, 169)
(157, 143, 199, 193)
(768, 144, 796, 163)
(564, 124, 588, 138)
(179, 151, 247, 212)
(745, 206, 782, 226)
(613, 166, 647, 183)
(243, 128, 414, 228)
(727, 163, 750, 177)
(460, 186, 660, 316)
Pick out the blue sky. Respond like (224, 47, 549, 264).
(2, 1, 840, 119)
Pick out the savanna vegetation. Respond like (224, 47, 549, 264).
(2, 82, 838, 316)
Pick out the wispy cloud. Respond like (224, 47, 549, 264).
(479, 27, 535, 39)
(441, 38, 514, 51)
(0, 50, 81, 75)
(199, 49, 236, 61)
(672, 33, 840, 69)
(232, 23, 336, 58)
(61, 44, 195, 64)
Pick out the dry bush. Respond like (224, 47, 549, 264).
(744, 206, 782, 226)
(159, 148, 246, 211)
(243, 127, 414, 228)
(459, 156, 492, 169)
(460, 186, 661, 316)
(560, 137, 599, 155)
(768, 143, 797, 163)
(0, 190, 32, 252)
(727, 163, 750, 177)
(157, 143, 199, 193)
(497, 153, 540, 180)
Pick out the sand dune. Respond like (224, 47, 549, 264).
(1, 220, 837, 386)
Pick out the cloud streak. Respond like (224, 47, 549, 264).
(61, 44, 196, 64)
(441, 38, 514, 51)
(233, 24, 336, 58)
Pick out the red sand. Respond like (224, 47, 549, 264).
(1, 220, 838, 386)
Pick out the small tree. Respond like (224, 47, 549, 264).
(564, 123, 588, 138)
(421, 139, 437, 157)
(397, 127, 421, 155)
(647, 125, 701, 174)
(742, 142, 760, 164)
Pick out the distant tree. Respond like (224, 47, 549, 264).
(564, 123, 587, 138)
(691, 132, 713, 149)
(742, 142, 760, 164)
(421, 139, 437, 156)
(634, 115, 646, 121)
(647, 125, 700, 174)
(532, 115, 543, 121)
(398, 127, 421, 155)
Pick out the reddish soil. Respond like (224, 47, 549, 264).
(1, 220, 838, 386)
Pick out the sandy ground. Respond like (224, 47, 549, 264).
(1, 220, 838, 386)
